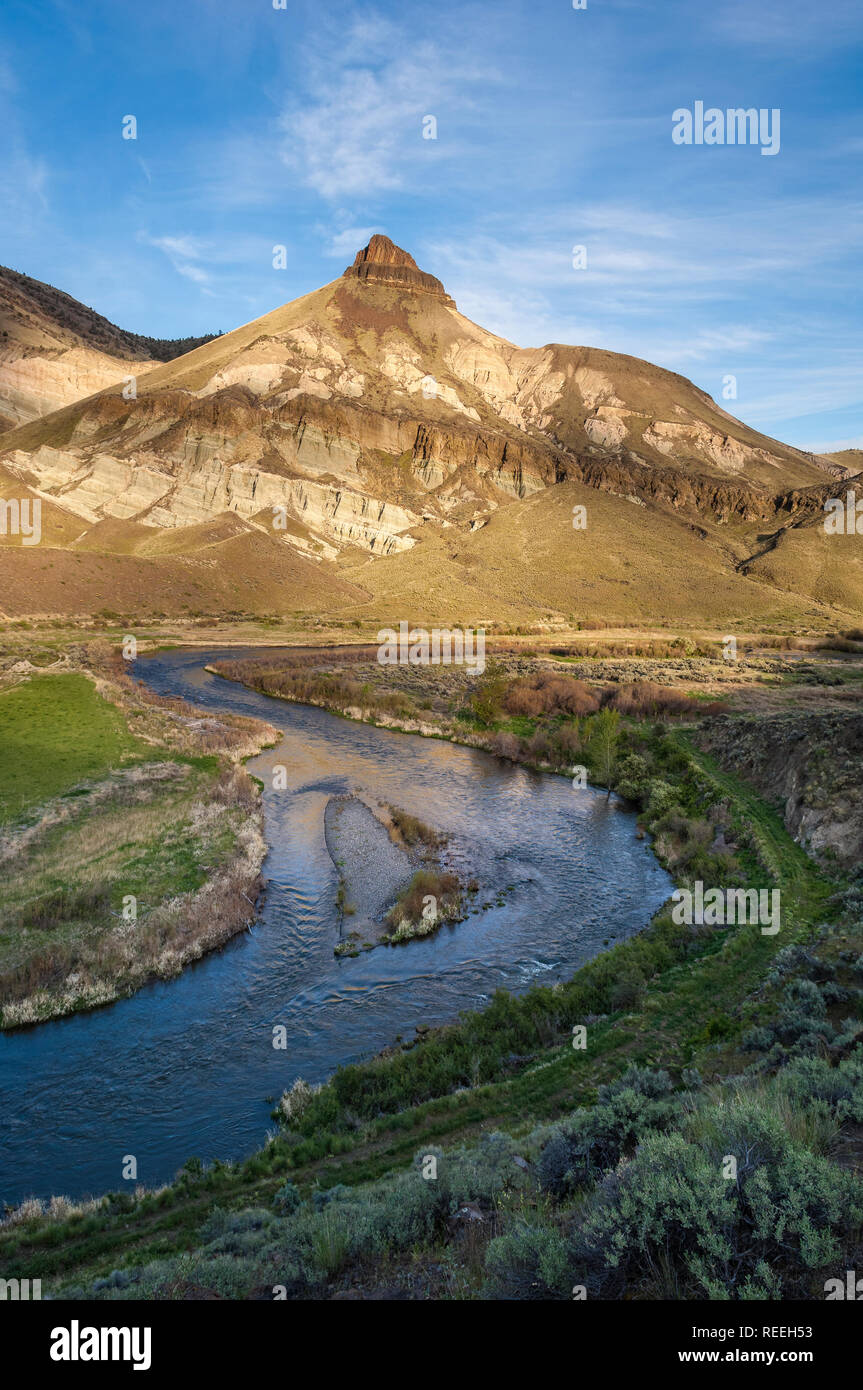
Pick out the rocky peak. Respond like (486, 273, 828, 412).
(343, 235, 456, 307)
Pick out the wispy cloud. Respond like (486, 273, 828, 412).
(276, 17, 497, 199)
(0, 59, 50, 226)
(137, 232, 276, 296)
(732, 365, 863, 431)
(322, 225, 383, 259)
(142, 234, 213, 286)
(2, 0, 858, 448)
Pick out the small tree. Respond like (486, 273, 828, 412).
(589, 707, 620, 794)
(471, 659, 508, 727)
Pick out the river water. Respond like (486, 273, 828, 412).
(0, 648, 672, 1206)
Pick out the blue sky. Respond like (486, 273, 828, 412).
(0, 0, 860, 451)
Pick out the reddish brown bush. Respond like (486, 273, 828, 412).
(602, 681, 726, 719)
(490, 731, 522, 760)
(504, 673, 599, 718)
(504, 682, 546, 717)
(556, 722, 586, 758)
(605, 682, 692, 717)
(524, 729, 555, 763)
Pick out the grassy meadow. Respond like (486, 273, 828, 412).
(0, 672, 150, 822)
(0, 652, 273, 1026)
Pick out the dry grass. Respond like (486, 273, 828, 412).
(385, 868, 462, 941)
(386, 807, 443, 849)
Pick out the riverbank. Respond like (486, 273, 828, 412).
(1, 642, 859, 1302)
(0, 644, 278, 1027)
(211, 644, 863, 871)
(1, 711, 856, 1300)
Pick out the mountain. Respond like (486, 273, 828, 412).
(0, 265, 220, 431)
(0, 235, 860, 623)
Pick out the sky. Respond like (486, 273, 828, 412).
(0, 0, 860, 451)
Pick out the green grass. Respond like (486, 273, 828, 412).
(0, 674, 150, 823)
(0, 671, 256, 1026)
(0, 723, 846, 1292)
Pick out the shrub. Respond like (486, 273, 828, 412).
(613, 752, 651, 803)
(555, 720, 585, 761)
(742, 979, 838, 1058)
(536, 1067, 677, 1197)
(605, 682, 725, 719)
(482, 1221, 570, 1300)
(471, 660, 508, 726)
(489, 730, 522, 760)
(610, 971, 646, 1011)
(504, 673, 599, 718)
(388, 808, 441, 847)
(572, 1096, 863, 1298)
(273, 1182, 301, 1215)
(645, 779, 679, 819)
(385, 869, 461, 936)
(779, 1054, 863, 1124)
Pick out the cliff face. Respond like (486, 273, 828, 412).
(0, 236, 857, 620)
(0, 345, 158, 430)
(697, 713, 863, 867)
(343, 235, 456, 306)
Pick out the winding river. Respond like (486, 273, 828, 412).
(0, 648, 672, 1206)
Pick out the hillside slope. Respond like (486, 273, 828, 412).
(0, 265, 219, 430)
(0, 236, 859, 623)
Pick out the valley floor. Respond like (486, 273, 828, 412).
(1, 622, 861, 1300)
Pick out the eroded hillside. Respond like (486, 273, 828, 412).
(0, 236, 860, 623)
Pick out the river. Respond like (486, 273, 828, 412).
(0, 647, 672, 1206)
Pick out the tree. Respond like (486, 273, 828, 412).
(471, 659, 508, 727)
(589, 707, 620, 794)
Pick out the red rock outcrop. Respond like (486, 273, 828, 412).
(344, 235, 456, 307)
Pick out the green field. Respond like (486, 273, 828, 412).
(0, 673, 149, 822)
(0, 669, 260, 1027)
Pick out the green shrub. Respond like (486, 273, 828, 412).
(273, 1182, 301, 1215)
(536, 1067, 677, 1197)
(483, 1221, 570, 1300)
(571, 1097, 863, 1298)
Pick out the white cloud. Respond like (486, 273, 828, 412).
(137, 232, 276, 294)
(726, 364, 863, 430)
(323, 226, 383, 259)
(143, 234, 212, 286)
(0, 71, 50, 225)
(276, 20, 496, 199)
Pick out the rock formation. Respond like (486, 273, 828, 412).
(1, 236, 860, 620)
(343, 234, 456, 306)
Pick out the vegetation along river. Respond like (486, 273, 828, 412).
(0, 648, 672, 1205)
